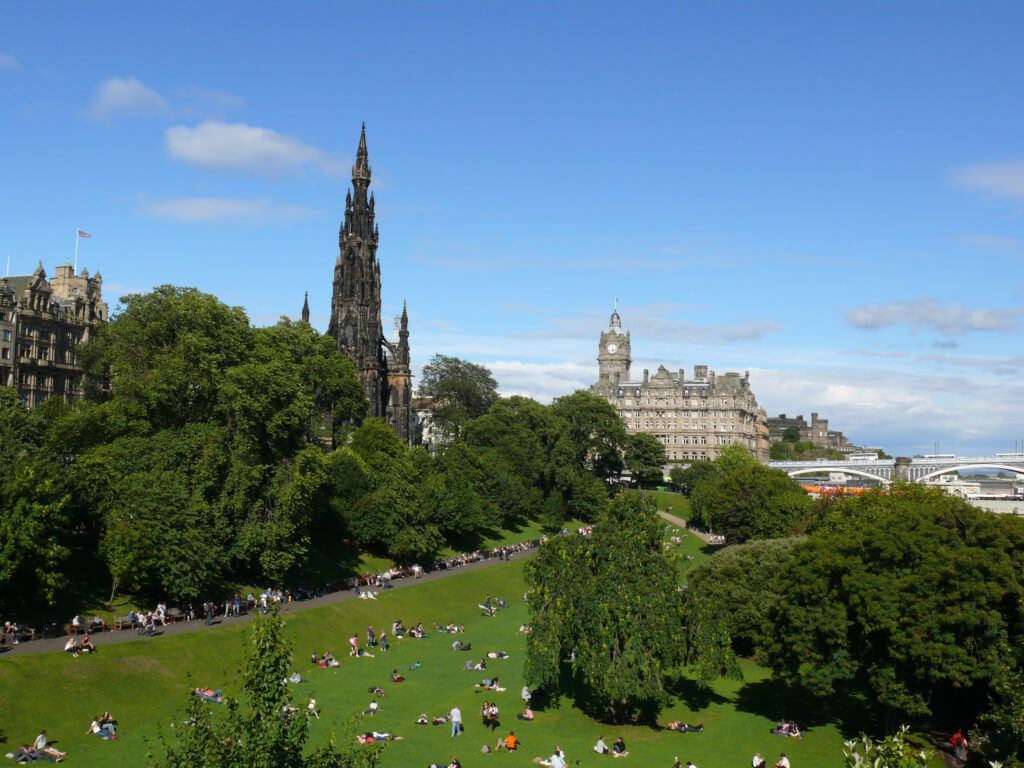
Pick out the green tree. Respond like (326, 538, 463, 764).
(524, 492, 738, 722)
(686, 537, 802, 655)
(550, 390, 627, 483)
(972, 643, 1024, 768)
(419, 354, 498, 443)
(782, 426, 800, 443)
(689, 445, 813, 542)
(624, 432, 666, 489)
(150, 607, 383, 768)
(762, 485, 1024, 729)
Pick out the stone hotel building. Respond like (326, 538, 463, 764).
(590, 306, 770, 462)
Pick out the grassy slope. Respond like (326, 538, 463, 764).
(0, 534, 865, 768)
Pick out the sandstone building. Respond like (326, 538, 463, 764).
(767, 412, 860, 454)
(0, 261, 108, 407)
(319, 125, 413, 443)
(590, 306, 770, 462)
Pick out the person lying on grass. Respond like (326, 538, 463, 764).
(666, 722, 704, 733)
(32, 732, 67, 759)
(287, 671, 309, 683)
(474, 676, 502, 691)
(486, 651, 509, 659)
(472, 658, 487, 671)
(11, 743, 64, 764)
(369, 685, 386, 697)
(452, 640, 472, 651)
(194, 688, 223, 703)
(312, 651, 340, 667)
(362, 701, 379, 716)
(356, 732, 403, 743)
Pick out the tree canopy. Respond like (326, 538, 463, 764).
(761, 484, 1024, 728)
(418, 354, 498, 444)
(524, 492, 738, 722)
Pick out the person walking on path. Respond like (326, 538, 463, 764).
(450, 705, 463, 737)
(203, 601, 213, 627)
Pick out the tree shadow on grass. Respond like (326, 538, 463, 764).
(666, 676, 731, 712)
(733, 679, 879, 739)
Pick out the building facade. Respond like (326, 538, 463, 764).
(590, 306, 769, 462)
(767, 412, 860, 454)
(323, 125, 413, 443)
(0, 261, 108, 407)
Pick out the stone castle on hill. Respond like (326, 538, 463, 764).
(307, 124, 413, 443)
(590, 304, 770, 462)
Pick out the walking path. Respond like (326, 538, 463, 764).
(2, 549, 538, 658)
(657, 509, 718, 544)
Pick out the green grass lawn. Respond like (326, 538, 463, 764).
(629, 489, 692, 520)
(0, 545, 872, 768)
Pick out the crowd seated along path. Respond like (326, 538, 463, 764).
(2, 537, 569, 658)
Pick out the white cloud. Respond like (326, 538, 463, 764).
(954, 161, 1024, 201)
(139, 196, 321, 222)
(87, 77, 170, 121)
(0, 53, 18, 70)
(844, 298, 1024, 335)
(841, 348, 909, 360)
(165, 121, 345, 175)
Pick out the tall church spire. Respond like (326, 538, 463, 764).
(301, 291, 310, 324)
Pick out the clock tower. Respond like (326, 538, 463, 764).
(597, 302, 631, 385)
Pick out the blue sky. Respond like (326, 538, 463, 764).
(2, 2, 1023, 456)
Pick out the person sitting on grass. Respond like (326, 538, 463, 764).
(307, 697, 320, 719)
(32, 732, 67, 759)
(538, 746, 567, 768)
(472, 658, 487, 671)
(392, 620, 405, 638)
(416, 713, 430, 725)
(474, 676, 499, 690)
(592, 736, 610, 755)
(452, 640, 471, 652)
(287, 671, 308, 683)
(390, 669, 405, 683)
(496, 731, 517, 751)
(64, 637, 81, 657)
(671, 758, 682, 768)
(611, 737, 628, 757)
(85, 714, 117, 739)
(517, 706, 535, 721)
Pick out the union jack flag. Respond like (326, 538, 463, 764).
(77, 230, 91, 238)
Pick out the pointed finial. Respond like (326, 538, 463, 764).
(301, 291, 310, 323)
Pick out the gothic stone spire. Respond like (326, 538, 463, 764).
(301, 291, 310, 324)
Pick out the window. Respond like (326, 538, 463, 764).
(1, 347, 8, 359)
(1, 330, 8, 341)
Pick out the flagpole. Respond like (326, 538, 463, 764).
(74, 226, 79, 273)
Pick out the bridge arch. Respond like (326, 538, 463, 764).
(917, 463, 1024, 483)
(786, 467, 891, 485)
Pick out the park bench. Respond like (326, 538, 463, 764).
(66, 623, 83, 635)
(113, 615, 135, 630)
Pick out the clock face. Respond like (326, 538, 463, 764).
(606, 343, 618, 354)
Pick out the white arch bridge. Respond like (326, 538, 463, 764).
(767, 455, 1024, 484)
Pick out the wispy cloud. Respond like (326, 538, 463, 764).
(165, 121, 346, 175)
(919, 352, 1024, 374)
(844, 297, 1024, 335)
(0, 53, 18, 70)
(170, 86, 245, 119)
(520, 303, 783, 343)
(139, 196, 322, 222)
(932, 339, 959, 349)
(841, 348, 909, 360)
(87, 77, 170, 121)
(954, 233, 1024, 249)
(954, 160, 1024, 201)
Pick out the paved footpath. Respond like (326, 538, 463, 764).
(2, 549, 537, 658)
(657, 509, 718, 545)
